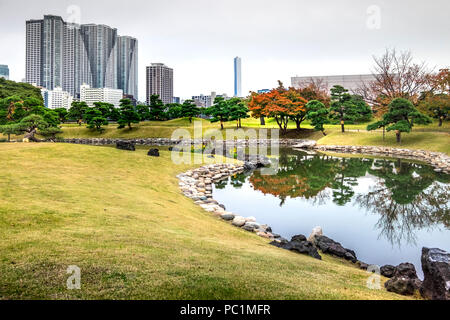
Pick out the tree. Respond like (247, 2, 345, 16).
(356, 49, 433, 114)
(248, 82, 307, 134)
(0, 96, 23, 124)
(85, 108, 108, 131)
(0, 78, 44, 103)
(54, 108, 68, 123)
(285, 89, 308, 130)
(329, 85, 372, 132)
(329, 85, 352, 132)
(418, 94, 449, 127)
(148, 94, 166, 121)
(1, 114, 59, 142)
(228, 98, 249, 128)
(367, 98, 431, 143)
(136, 104, 150, 121)
(166, 103, 183, 120)
(180, 100, 201, 123)
(305, 100, 329, 136)
(117, 98, 140, 129)
(206, 97, 231, 130)
(0, 124, 17, 141)
(68, 101, 88, 125)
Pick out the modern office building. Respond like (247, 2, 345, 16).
(234, 57, 242, 97)
(192, 93, 214, 108)
(291, 74, 376, 92)
(25, 15, 138, 99)
(80, 84, 123, 108)
(146, 63, 173, 105)
(117, 36, 138, 99)
(41, 87, 73, 109)
(0, 65, 9, 79)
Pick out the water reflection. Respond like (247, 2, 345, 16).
(219, 149, 449, 246)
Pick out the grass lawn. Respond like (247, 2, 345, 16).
(318, 130, 450, 154)
(51, 118, 450, 154)
(0, 143, 413, 299)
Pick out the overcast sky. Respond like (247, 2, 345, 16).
(0, 0, 449, 101)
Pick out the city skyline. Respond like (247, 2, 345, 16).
(25, 14, 138, 99)
(1, 0, 449, 101)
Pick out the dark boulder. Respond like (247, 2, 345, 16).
(116, 140, 135, 151)
(385, 277, 417, 296)
(420, 247, 450, 300)
(384, 262, 421, 296)
(395, 263, 419, 279)
(291, 234, 307, 242)
(270, 238, 321, 260)
(380, 265, 396, 278)
(313, 235, 357, 263)
(147, 148, 160, 157)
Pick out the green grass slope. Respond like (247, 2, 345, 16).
(0, 143, 413, 299)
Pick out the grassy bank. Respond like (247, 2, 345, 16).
(0, 143, 412, 299)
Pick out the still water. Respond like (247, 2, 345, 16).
(213, 149, 450, 278)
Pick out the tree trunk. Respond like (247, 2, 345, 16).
(260, 116, 265, 126)
(322, 130, 327, 136)
(24, 128, 40, 142)
(296, 120, 301, 130)
(7, 133, 10, 142)
(239, 118, 242, 128)
(396, 131, 401, 143)
(439, 117, 443, 127)
(236, 120, 239, 128)
(128, 123, 132, 130)
(220, 120, 224, 130)
(341, 119, 345, 133)
(189, 117, 192, 123)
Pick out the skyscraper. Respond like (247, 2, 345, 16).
(234, 56, 242, 97)
(0, 65, 9, 80)
(117, 36, 138, 99)
(25, 15, 138, 99)
(146, 63, 173, 105)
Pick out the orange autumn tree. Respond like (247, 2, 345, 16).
(248, 81, 307, 133)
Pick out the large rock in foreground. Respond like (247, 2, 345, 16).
(312, 235, 357, 263)
(116, 141, 135, 151)
(384, 262, 421, 296)
(420, 247, 450, 300)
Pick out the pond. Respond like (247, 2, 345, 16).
(212, 148, 450, 278)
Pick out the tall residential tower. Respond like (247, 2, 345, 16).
(25, 15, 138, 99)
(146, 63, 173, 105)
(234, 56, 242, 97)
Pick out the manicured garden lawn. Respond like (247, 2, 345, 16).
(0, 143, 413, 299)
(53, 118, 450, 154)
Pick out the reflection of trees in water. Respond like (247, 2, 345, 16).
(219, 149, 450, 246)
(356, 159, 450, 246)
(249, 149, 374, 206)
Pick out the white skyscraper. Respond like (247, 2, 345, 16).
(234, 57, 242, 97)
